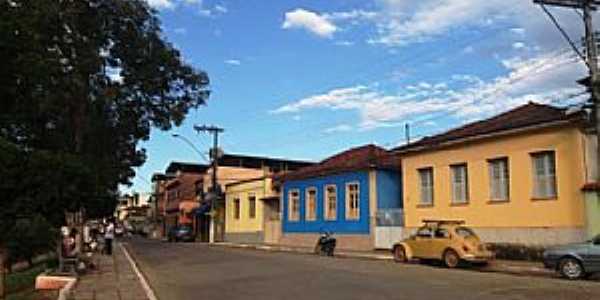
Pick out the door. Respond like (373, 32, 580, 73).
(410, 226, 433, 258)
(430, 228, 451, 259)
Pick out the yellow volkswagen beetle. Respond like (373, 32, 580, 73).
(392, 220, 494, 268)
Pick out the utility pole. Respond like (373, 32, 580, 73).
(534, 0, 600, 179)
(194, 125, 224, 243)
(405, 123, 411, 145)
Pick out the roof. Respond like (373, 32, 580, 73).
(393, 102, 584, 154)
(165, 162, 210, 174)
(151, 173, 174, 182)
(276, 144, 398, 182)
(217, 153, 314, 171)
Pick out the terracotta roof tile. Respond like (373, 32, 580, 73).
(276, 144, 398, 182)
(393, 102, 583, 153)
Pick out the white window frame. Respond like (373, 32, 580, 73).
(418, 168, 434, 206)
(288, 189, 300, 221)
(248, 194, 256, 219)
(531, 151, 557, 199)
(305, 187, 317, 221)
(345, 182, 360, 220)
(450, 164, 469, 204)
(324, 184, 337, 220)
(488, 158, 509, 202)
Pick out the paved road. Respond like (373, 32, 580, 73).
(125, 237, 600, 300)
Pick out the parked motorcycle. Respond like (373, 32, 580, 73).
(315, 230, 336, 256)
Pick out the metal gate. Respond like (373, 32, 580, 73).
(375, 209, 405, 249)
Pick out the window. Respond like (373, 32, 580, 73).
(233, 198, 240, 220)
(418, 168, 434, 205)
(434, 228, 450, 239)
(248, 195, 256, 219)
(306, 188, 317, 221)
(288, 189, 300, 221)
(345, 182, 360, 220)
(450, 164, 469, 204)
(531, 151, 557, 199)
(488, 158, 509, 201)
(416, 227, 432, 238)
(324, 185, 337, 220)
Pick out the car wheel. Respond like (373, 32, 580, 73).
(443, 249, 460, 268)
(559, 257, 584, 280)
(393, 245, 407, 263)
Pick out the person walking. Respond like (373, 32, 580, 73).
(104, 219, 115, 255)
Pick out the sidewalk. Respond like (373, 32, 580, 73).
(211, 242, 558, 278)
(69, 243, 148, 300)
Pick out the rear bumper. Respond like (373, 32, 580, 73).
(462, 252, 494, 262)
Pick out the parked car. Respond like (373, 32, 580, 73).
(542, 234, 600, 280)
(392, 220, 494, 268)
(167, 225, 196, 242)
(115, 224, 124, 237)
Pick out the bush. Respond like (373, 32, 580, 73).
(5, 215, 57, 268)
(487, 243, 546, 261)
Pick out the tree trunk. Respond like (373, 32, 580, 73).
(0, 247, 6, 299)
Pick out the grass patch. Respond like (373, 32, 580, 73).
(6, 259, 57, 295)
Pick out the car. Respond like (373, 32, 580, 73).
(115, 224, 124, 237)
(542, 234, 600, 280)
(167, 224, 196, 242)
(392, 220, 494, 268)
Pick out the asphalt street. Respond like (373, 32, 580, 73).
(125, 236, 600, 300)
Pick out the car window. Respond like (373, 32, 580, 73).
(434, 228, 450, 239)
(416, 227, 432, 238)
(455, 226, 476, 238)
(593, 234, 600, 245)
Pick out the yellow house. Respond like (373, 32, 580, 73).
(225, 177, 282, 244)
(394, 103, 599, 246)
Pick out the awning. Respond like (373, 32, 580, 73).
(194, 202, 211, 217)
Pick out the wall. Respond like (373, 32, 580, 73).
(203, 166, 265, 193)
(282, 171, 371, 234)
(402, 126, 586, 235)
(225, 178, 269, 234)
(376, 170, 402, 209)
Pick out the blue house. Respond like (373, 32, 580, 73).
(277, 145, 402, 251)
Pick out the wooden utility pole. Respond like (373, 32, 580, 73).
(534, 0, 600, 178)
(194, 125, 224, 243)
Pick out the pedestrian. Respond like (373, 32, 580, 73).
(104, 219, 115, 255)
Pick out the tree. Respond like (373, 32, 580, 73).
(0, 0, 211, 283)
(0, 0, 210, 216)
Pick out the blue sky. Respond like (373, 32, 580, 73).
(126, 0, 589, 193)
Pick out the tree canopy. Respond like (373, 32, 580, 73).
(0, 0, 210, 246)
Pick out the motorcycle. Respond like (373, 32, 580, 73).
(315, 230, 336, 256)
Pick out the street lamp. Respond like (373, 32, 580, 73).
(171, 134, 209, 162)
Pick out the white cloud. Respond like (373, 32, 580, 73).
(147, 0, 227, 17)
(335, 40, 355, 46)
(324, 124, 353, 133)
(224, 59, 241, 66)
(282, 9, 337, 38)
(174, 27, 187, 35)
(147, 0, 174, 9)
(272, 50, 586, 130)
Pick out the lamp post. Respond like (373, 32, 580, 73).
(171, 134, 209, 162)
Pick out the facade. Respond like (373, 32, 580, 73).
(394, 102, 598, 246)
(213, 154, 313, 243)
(279, 145, 402, 251)
(224, 177, 279, 244)
(162, 162, 209, 237)
(203, 154, 312, 241)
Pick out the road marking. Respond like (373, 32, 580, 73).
(119, 243, 159, 300)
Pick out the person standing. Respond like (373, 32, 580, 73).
(104, 219, 115, 255)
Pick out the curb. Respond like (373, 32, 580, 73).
(211, 242, 555, 278)
(56, 277, 77, 300)
(119, 243, 158, 300)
